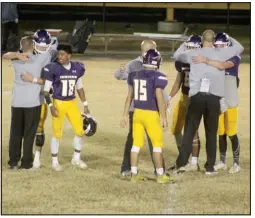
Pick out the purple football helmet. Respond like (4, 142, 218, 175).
(214, 32, 230, 48)
(185, 35, 202, 50)
(33, 29, 52, 53)
(142, 49, 162, 69)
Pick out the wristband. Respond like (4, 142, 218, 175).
(49, 103, 53, 107)
(32, 77, 38, 84)
(83, 101, 88, 106)
(168, 96, 172, 101)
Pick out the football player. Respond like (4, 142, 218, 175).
(167, 35, 202, 171)
(120, 49, 175, 184)
(193, 33, 241, 173)
(42, 43, 90, 171)
(115, 40, 168, 177)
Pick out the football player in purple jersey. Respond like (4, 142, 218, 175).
(120, 49, 176, 184)
(42, 44, 91, 171)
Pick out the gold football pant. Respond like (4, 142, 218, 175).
(218, 107, 238, 136)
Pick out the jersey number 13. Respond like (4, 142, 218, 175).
(134, 79, 147, 101)
(61, 79, 76, 97)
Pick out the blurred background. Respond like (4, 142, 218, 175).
(1, 2, 250, 58)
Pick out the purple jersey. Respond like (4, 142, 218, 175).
(43, 61, 85, 100)
(128, 69, 168, 111)
(175, 61, 190, 95)
(226, 56, 240, 77)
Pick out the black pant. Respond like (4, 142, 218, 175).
(176, 92, 220, 172)
(8, 106, 41, 169)
(121, 112, 165, 173)
(1, 22, 19, 51)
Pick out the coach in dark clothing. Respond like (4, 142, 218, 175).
(1, 3, 19, 51)
(3, 37, 46, 169)
(173, 30, 244, 174)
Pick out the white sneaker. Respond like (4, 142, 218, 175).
(214, 161, 227, 171)
(33, 159, 41, 169)
(229, 163, 241, 174)
(205, 170, 218, 176)
(71, 158, 88, 169)
(174, 166, 186, 174)
(121, 170, 131, 177)
(185, 162, 200, 172)
(52, 162, 62, 171)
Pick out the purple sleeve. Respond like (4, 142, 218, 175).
(227, 56, 240, 66)
(155, 72, 168, 89)
(127, 72, 133, 86)
(42, 64, 55, 82)
(77, 62, 85, 78)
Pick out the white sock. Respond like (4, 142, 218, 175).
(131, 166, 138, 175)
(156, 168, 164, 175)
(73, 135, 83, 150)
(34, 151, 40, 161)
(52, 156, 59, 165)
(51, 137, 59, 154)
(73, 151, 80, 160)
(191, 156, 198, 165)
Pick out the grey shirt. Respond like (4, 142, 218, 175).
(11, 51, 56, 108)
(173, 37, 244, 98)
(114, 56, 168, 112)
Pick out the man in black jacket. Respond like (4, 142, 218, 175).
(1, 3, 19, 51)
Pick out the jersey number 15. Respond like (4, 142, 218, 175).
(61, 79, 76, 97)
(134, 79, 147, 101)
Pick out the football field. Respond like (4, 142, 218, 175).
(1, 58, 250, 214)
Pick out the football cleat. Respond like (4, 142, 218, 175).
(52, 163, 62, 171)
(130, 173, 146, 183)
(228, 163, 241, 174)
(157, 174, 176, 184)
(214, 161, 227, 171)
(71, 158, 88, 169)
(82, 113, 97, 137)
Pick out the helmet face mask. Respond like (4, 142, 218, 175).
(82, 113, 97, 137)
(185, 35, 202, 50)
(33, 29, 52, 54)
(142, 49, 162, 70)
(214, 32, 230, 48)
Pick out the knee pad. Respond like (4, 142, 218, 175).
(36, 133, 45, 147)
(131, 146, 140, 153)
(153, 147, 162, 153)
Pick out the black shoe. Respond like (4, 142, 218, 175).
(9, 165, 18, 170)
(167, 164, 176, 171)
(19, 165, 33, 170)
